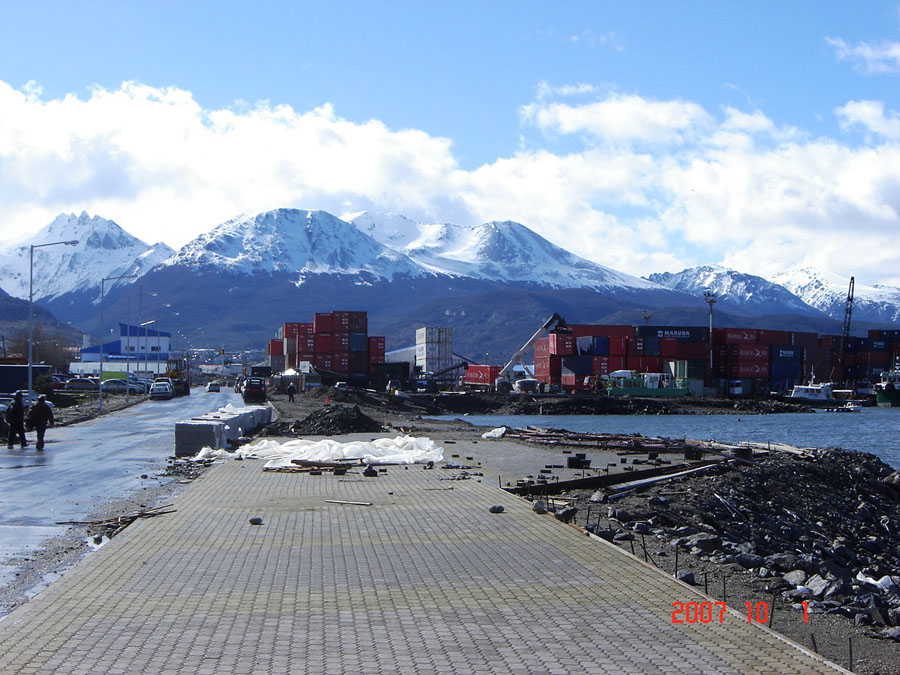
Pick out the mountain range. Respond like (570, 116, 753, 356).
(0, 209, 896, 359)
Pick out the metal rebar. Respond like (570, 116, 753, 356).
(849, 637, 853, 672)
(722, 576, 727, 604)
(674, 547, 679, 577)
(809, 634, 818, 654)
(704, 571, 708, 595)
(768, 593, 776, 628)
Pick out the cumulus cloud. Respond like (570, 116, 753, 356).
(0, 80, 898, 286)
(826, 37, 900, 74)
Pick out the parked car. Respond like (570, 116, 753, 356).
(241, 377, 266, 402)
(149, 381, 175, 400)
(51, 374, 72, 390)
(101, 379, 145, 395)
(65, 377, 99, 391)
(205, 381, 221, 392)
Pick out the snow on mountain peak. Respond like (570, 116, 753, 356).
(349, 212, 658, 290)
(773, 267, 900, 323)
(0, 212, 174, 302)
(648, 264, 822, 316)
(164, 209, 423, 281)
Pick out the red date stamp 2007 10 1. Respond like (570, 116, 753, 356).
(671, 601, 809, 624)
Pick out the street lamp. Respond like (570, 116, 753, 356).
(29, 240, 79, 394)
(703, 290, 717, 372)
(140, 320, 157, 377)
(99, 273, 137, 413)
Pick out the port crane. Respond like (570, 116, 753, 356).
(495, 312, 568, 393)
(832, 276, 855, 386)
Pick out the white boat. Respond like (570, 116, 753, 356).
(789, 380, 835, 402)
(818, 402, 862, 413)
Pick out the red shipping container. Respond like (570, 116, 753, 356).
(348, 311, 367, 333)
(332, 333, 350, 353)
(314, 333, 333, 354)
(627, 338, 644, 355)
(756, 330, 791, 346)
(332, 311, 351, 331)
(268, 339, 284, 356)
(626, 356, 663, 372)
(727, 361, 769, 377)
(863, 351, 892, 367)
(367, 336, 385, 352)
(331, 354, 350, 374)
(534, 355, 563, 376)
(609, 336, 628, 356)
(571, 324, 635, 338)
(819, 335, 835, 349)
(282, 322, 304, 339)
(790, 331, 817, 349)
(675, 342, 710, 361)
(313, 313, 333, 333)
(591, 355, 608, 375)
(534, 337, 550, 357)
(313, 354, 333, 371)
(561, 374, 578, 387)
(715, 328, 759, 344)
(464, 365, 502, 384)
(718, 345, 768, 361)
(548, 333, 575, 355)
(660, 338, 679, 357)
(297, 335, 315, 352)
(297, 352, 315, 362)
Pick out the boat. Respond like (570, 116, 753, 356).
(818, 402, 862, 413)
(874, 360, 900, 408)
(789, 379, 835, 402)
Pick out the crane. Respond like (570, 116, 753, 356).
(495, 312, 568, 392)
(832, 276, 854, 385)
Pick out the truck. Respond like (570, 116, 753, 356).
(164, 358, 192, 396)
(0, 364, 52, 394)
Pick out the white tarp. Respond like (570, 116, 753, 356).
(481, 426, 507, 439)
(234, 435, 444, 467)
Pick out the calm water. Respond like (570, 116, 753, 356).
(430, 407, 900, 469)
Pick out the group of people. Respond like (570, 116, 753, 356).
(5, 392, 55, 451)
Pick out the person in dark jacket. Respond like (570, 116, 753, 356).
(6, 392, 27, 449)
(26, 394, 54, 451)
(287, 382, 296, 402)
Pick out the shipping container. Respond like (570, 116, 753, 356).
(464, 365, 502, 385)
(643, 337, 661, 356)
(636, 326, 709, 342)
(369, 362, 410, 390)
(625, 356, 663, 372)
(269, 354, 286, 373)
(348, 311, 367, 333)
(313, 313, 333, 334)
(869, 329, 900, 342)
(312, 354, 333, 371)
(548, 333, 575, 355)
(331, 333, 350, 353)
(715, 328, 759, 344)
(268, 339, 284, 357)
(562, 356, 592, 376)
(716, 345, 768, 361)
(332, 354, 350, 374)
(609, 336, 628, 356)
(314, 333, 333, 354)
(673, 342, 709, 361)
(534, 355, 563, 376)
(756, 330, 791, 346)
(332, 311, 351, 331)
(575, 335, 609, 356)
(349, 332, 367, 353)
(534, 337, 550, 357)
(725, 361, 769, 378)
(349, 352, 368, 373)
(790, 331, 818, 349)
(568, 324, 635, 338)
(297, 335, 315, 352)
(769, 345, 803, 362)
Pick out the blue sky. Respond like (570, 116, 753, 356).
(0, 1, 898, 284)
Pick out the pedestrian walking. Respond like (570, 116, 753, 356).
(26, 394, 54, 451)
(6, 391, 27, 449)
(287, 382, 296, 402)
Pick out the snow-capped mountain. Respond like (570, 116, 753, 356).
(772, 268, 900, 324)
(647, 265, 824, 317)
(162, 209, 424, 281)
(350, 211, 659, 291)
(0, 212, 174, 303)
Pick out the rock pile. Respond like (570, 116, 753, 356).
(287, 404, 383, 435)
(585, 449, 900, 638)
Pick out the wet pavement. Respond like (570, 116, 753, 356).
(0, 388, 243, 588)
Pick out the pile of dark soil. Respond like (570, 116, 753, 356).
(499, 394, 810, 416)
(285, 404, 383, 435)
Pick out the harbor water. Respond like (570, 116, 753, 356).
(430, 406, 900, 469)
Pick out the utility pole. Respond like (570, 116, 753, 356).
(703, 290, 717, 380)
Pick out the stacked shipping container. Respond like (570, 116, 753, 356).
(416, 327, 453, 373)
(266, 311, 385, 384)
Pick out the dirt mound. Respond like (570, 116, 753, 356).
(286, 404, 384, 435)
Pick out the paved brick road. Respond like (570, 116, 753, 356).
(0, 440, 845, 674)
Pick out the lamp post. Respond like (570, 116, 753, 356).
(140, 320, 157, 378)
(99, 274, 137, 413)
(29, 240, 79, 395)
(703, 290, 717, 373)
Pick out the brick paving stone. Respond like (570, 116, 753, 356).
(0, 446, 851, 674)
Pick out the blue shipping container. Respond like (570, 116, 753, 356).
(592, 336, 610, 355)
(770, 345, 803, 362)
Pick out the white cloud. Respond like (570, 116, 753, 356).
(0, 80, 898, 287)
(836, 100, 900, 139)
(826, 37, 900, 74)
